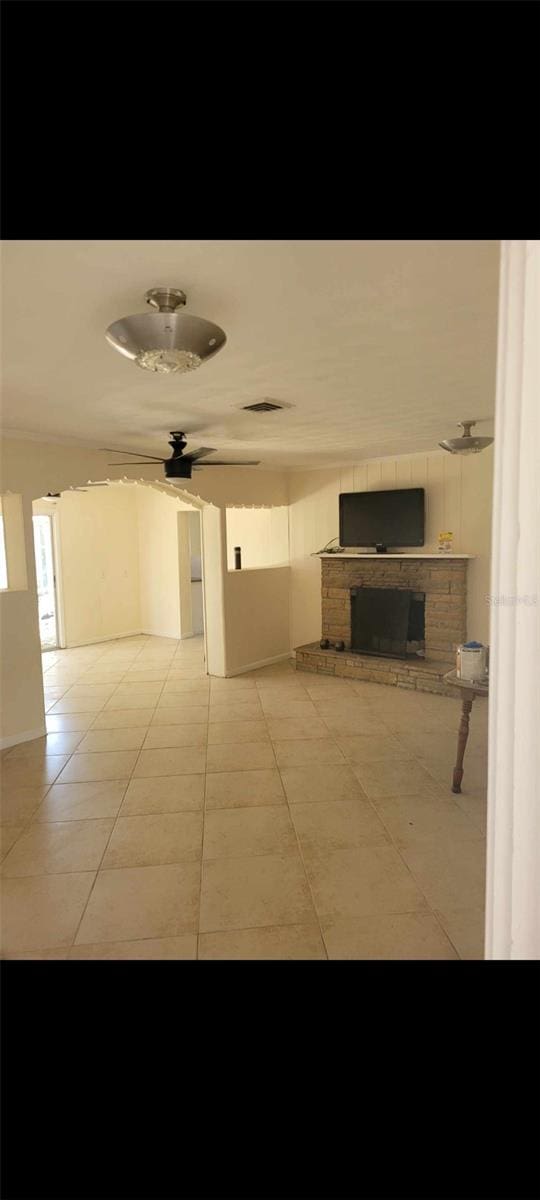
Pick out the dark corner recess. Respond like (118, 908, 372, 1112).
(351, 587, 425, 660)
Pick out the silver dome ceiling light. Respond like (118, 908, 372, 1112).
(105, 287, 227, 375)
(439, 420, 494, 455)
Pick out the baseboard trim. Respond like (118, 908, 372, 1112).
(140, 629, 183, 640)
(0, 724, 47, 750)
(225, 652, 292, 678)
(63, 630, 191, 648)
(63, 630, 145, 648)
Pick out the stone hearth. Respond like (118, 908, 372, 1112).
(295, 554, 470, 695)
(296, 642, 454, 695)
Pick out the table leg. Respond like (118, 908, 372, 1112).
(452, 696, 474, 793)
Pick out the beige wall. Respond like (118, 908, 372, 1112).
(33, 486, 196, 647)
(288, 448, 494, 649)
(224, 566, 291, 674)
(52, 487, 141, 645)
(223, 508, 291, 672)
(226, 506, 290, 571)
(136, 486, 183, 639)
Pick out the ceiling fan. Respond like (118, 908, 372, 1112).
(102, 432, 260, 481)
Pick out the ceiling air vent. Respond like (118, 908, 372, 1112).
(242, 400, 283, 413)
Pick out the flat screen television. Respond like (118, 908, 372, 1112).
(339, 488, 425, 550)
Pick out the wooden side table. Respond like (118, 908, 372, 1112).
(443, 669, 489, 794)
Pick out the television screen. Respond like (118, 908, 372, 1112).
(339, 488, 425, 548)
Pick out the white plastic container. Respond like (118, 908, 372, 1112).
(456, 641, 488, 682)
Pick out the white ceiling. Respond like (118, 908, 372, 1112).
(1, 240, 500, 467)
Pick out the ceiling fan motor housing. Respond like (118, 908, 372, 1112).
(165, 456, 193, 480)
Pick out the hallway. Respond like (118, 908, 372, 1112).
(1, 635, 487, 959)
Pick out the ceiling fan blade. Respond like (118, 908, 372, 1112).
(196, 460, 261, 466)
(182, 447, 217, 463)
(108, 461, 163, 466)
(100, 448, 166, 462)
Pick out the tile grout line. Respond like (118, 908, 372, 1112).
(197, 662, 234, 958)
(256, 672, 330, 960)
(358, 791, 466, 959)
(6, 640, 155, 951)
(195, 669, 209, 962)
(56, 637, 168, 952)
(266, 662, 472, 958)
(200, 660, 317, 955)
(9, 898, 462, 960)
(282, 700, 374, 960)
(5, 640, 484, 959)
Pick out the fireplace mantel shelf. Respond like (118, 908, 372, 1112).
(318, 553, 474, 559)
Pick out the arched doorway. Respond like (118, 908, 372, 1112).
(31, 478, 226, 684)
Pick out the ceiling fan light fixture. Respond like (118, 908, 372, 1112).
(105, 287, 226, 373)
(439, 420, 494, 455)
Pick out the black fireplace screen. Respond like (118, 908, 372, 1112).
(350, 587, 424, 659)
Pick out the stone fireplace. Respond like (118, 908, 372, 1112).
(295, 553, 470, 695)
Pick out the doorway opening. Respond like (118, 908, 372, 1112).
(189, 511, 204, 637)
(32, 514, 59, 650)
(30, 480, 226, 693)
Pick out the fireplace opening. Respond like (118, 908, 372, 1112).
(350, 587, 425, 660)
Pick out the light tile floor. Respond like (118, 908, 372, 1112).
(0, 635, 488, 959)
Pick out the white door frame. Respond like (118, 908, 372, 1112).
(484, 240, 540, 960)
(50, 508, 66, 648)
(188, 508, 205, 639)
(32, 511, 61, 652)
(31, 500, 66, 648)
